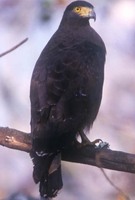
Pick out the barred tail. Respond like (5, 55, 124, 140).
(30, 151, 63, 198)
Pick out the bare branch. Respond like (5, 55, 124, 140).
(0, 127, 31, 152)
(0, 38, 28, 57)
(0, 126, 135, 174)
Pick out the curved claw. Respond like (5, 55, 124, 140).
(78, 131, 109, 149)
(95, 141, 110, 149)
(78, 131, 102, 147)
(90, 139, 103, 146)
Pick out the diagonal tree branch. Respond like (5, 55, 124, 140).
(0, 126, 135, 174)
(0, 38, 28, 57)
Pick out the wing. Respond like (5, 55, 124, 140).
(30, 49, 72, 132)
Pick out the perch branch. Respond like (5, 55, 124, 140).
(0, 126, 135, 174)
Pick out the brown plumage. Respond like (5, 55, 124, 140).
(30, 1, 106, 198)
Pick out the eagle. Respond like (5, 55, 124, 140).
(30, 0, 106, 198)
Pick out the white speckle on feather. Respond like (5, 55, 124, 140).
(36, 151, 48, 157)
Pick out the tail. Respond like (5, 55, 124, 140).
(30, 151, 63, 198)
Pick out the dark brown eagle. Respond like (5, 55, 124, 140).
(30, 0, 106, 198)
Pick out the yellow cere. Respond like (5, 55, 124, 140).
(73, 6, 92, 17)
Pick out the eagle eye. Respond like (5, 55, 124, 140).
(74, 7, 81, 13)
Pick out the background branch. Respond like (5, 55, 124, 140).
(0, 126, 135, 174)
(0, 38, 28, 57)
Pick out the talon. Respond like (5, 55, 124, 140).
(73, 131, 109, 150)
(95, 141, 110, 149)
(90, 139, 103, 146)
(79, 131, 101, 147)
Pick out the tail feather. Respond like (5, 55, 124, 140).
(30, 151, 63, 198)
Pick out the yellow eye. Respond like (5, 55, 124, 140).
(74, 7, 81, 13)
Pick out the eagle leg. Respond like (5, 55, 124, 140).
(79, 131, 102, 147)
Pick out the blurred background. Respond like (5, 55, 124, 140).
(0, 0, 135, 199)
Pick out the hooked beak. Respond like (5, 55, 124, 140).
(89, 9, 96, 21)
